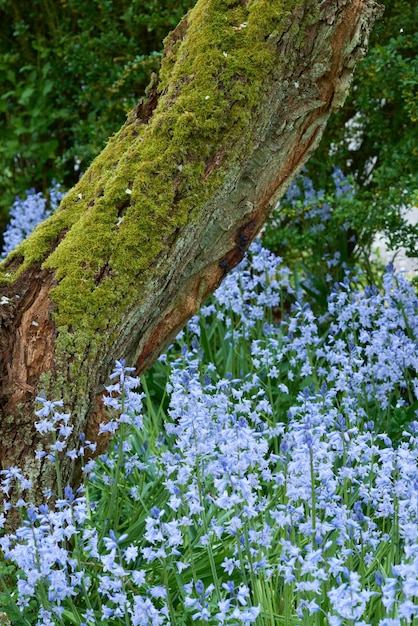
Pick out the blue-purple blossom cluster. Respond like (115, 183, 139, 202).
(202, 241, 294, 338)
(1, 183, 66, 257)
(2, 242, 418, 624)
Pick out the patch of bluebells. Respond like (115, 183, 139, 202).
(207, 240, 295, 338)
(2, 242, 418, 623)
(1, 182, 66, 258)
(1, 360, 264, 624)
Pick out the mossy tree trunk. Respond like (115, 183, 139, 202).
(0, 0, 382, 497)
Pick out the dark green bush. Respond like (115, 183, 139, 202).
(0, 0, 195, 233)
(305, 0, 418, 256)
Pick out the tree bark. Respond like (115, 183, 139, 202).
(0, 0, 382, 497)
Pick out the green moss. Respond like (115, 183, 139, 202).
(1, 0, 315, 345)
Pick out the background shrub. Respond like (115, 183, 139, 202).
(0, 0, 195, 233)
(304, 0, 418, 258)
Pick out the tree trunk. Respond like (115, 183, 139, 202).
(0, 0, 382, 497)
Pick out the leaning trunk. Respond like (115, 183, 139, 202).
(0, 0, 383, 496)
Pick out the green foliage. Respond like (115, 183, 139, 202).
(305, 0, 418, 255)
(262, 170, 384, 312)
(0, 0, 195, 231)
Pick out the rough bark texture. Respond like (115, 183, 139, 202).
(0, 0, 383, 498)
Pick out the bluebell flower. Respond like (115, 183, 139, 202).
(1, 182, 66, 257)
(328, 572, 376, 620)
